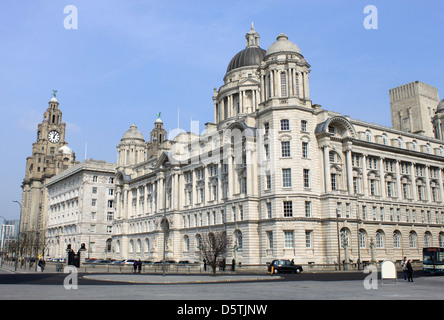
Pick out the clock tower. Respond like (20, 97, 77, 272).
(20, 93, 78, 239)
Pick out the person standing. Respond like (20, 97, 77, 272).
(137, 259, 142, 274)
(401, 257, 408, 282)
(407, 260, 414, 282)
(133, 260, 138, 274)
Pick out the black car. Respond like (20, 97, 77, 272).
(268, 259, 303, 274)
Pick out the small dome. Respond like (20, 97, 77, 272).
(122, 124, 145, 141)
(266, 33, 301, 56)
(58, 145, 73, 155)
(437, 99, 444, 113)
(49, 97, 58, 103)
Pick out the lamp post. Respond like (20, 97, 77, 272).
(161, 162, 171, 277)
(336, 212, 341, 271)
(356, 218, 362, 270)
(12, 201, 22, 271)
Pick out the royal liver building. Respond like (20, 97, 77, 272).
(112, 26, 444, 265)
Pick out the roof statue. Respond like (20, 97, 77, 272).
(52, 90, 58, 97)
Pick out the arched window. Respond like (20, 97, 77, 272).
(365, 130, 372, 142)
(295, 72, 300, 97)
(280, 72, 287, 97)
(376, 230, 384, 248)
(382, 134, 388, 145)
(129, 239, 134, 253)
(137, 239, 142, 253)
(340, 228, 350, 247)
(184, 235, 190, 251)
(409, 231, 417, 248)
(195, 234, 202, 250)
(234, 230, 243, 249)
(105, 238, 112, 253)
(393, 231, 401, 249)
(439, 232, 444, 248)
(424, 232, 432, 247)
(145, 238, 150, 252)
(358, 229, 367, 248)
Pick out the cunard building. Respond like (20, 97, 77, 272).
(111, 26, 444, 265)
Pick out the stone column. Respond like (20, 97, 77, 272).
(323, 144, 331, 193)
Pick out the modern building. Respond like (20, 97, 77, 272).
(0, 220, 19, 255)
(45, 159, 116, 259)
(109, 26, 444, 266)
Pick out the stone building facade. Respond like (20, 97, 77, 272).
(108, 26, 444, 265)
(45, 159, 116, 259)
(20, 95, 78, 241)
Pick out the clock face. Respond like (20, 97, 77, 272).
(48, 130, 60, 143)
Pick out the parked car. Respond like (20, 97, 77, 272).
(268, 259, 303, 274)
(123, 259, 137, 265)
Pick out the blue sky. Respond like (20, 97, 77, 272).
(1, 0, 443, 220)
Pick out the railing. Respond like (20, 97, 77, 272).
(3, 259, 424, 274)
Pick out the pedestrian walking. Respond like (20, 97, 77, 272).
(407, 260, 414, 282)
(401, 256, 408, 282)
(137, 259, 142, 273)
(133, 260, 138, 273)
(231, 259, 236, 272)
(38, 258, 45, 272)
(203, 258, 207, 272)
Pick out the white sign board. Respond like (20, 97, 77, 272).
(381, 260, 397, 283)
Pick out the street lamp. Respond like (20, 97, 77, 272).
(12, 201, 22, 272)
(161, 162, 171, 277)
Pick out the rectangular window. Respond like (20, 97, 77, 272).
(264, 144, 270, 160)
(331, 174, 337, 190)
(283, 201, 293, 217)
(267, 231, 274, 249)
(282, 169, 292, 188)
(280, 119, 290, 131)
(305, 231, 312, 248)
(302, 142, 309, 158)
(281, 141, 291, 157)
(305, 201, 311, 218)
(267, 202, 272, 219)
(284, 231, 294, 248)
(301, 120, 307, 132)
(303, 169, 310, 188)
(266, 173, 271, 190)
(362, 205, 367, 220)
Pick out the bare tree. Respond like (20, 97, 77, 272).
(200, 231, 229, 276)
